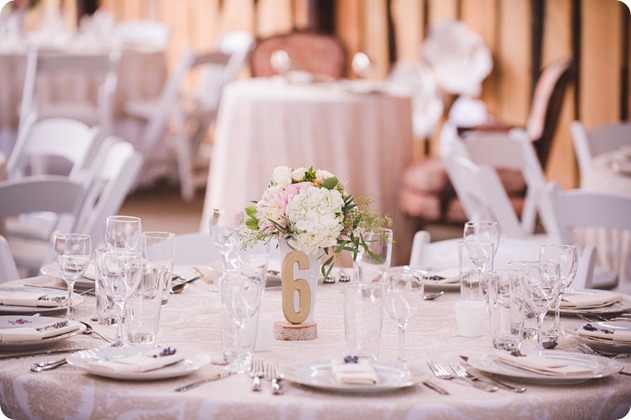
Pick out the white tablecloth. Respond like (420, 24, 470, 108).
(200, 78, 416, 264)
(0, 38, 167, 155)
(0, 276, 630, 419)
(580, 148, 631, 287)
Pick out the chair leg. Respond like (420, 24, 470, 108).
(172, 116, 195, 202)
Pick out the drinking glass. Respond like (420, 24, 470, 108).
(210, 208, 245, 272)
(220, 270, 265, 373)
(463, 220, 500, 266)
(105, 215, 142, 251)
(354, 228, 393, 283)
(140, 231, 175, 305)
(517, 261, 562, 354)
(463, 240, 494, 302)
(383, 269, 423, 365)
(95, 248, 143, 347)
(539, 244, 578, 337)
(53, 233, 91, 321)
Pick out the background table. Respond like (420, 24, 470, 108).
(200, 78, 416, 265)
(579, 148, 631, 288)
(1, 276, 630, 419)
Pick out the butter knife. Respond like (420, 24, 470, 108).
(0, 348, 87, 361)
(175, 371, 234, 392)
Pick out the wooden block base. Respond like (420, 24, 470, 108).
(273, 321, 317, 341)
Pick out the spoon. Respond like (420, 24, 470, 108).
(79, 321, 113, 343)
(423, 291, 445, 300)
(170, 276, 201, 294)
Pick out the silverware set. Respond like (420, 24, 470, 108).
(427, 360, 526, 393)
(250, 360, 283, 394)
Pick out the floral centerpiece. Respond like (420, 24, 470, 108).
(241, 165, 391, 277)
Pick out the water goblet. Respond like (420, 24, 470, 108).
(383, 268, 424, 365)
(517, 261, 562, 354)
(210, 208, 245, 272)
(352, 52, 372, 78)
(539, 244, 578, 337)
(220, 270, 265, 373)
(354, 228, 393, 283)
(95, 248, 143, 347)
(463, 240, 494, 302)
(105, 215, 142, 251)
(270, 49, 291, 75)
(53, 233, 91, 321)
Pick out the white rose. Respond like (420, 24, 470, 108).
(316, 169, 335, 182)
(291, 167, 307, 181)
(272, 166, 292, 186)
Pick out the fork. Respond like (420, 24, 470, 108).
(426, 360, 455, 381)
(266, 362, 282, 395)
(449, 362, 501, 392)
(249, 359, 264, 392)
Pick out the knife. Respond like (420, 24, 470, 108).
(422, 380, 450, 395)
(174, 370, 234, 392)
(459, 356, 527, 393)
(0, 348, 87, 361)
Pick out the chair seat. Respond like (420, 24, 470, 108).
(37, 103, 100, 126)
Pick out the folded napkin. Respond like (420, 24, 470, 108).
(425, 268, 472, 285)
(0, 290, 66, 308)
(331, 359, 379, 385)
(87, 351, 185, 374)
(577, 325, 631, 343)
(0, 322, 81, 343)
(497, 354, 593, 376)
(560, 291, 623, 310)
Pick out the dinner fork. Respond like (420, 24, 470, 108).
(249, 359, 265, 392)
(449, 363, 500, 392)
(265, 363, 283, 395)
(426, 361, 455, 381)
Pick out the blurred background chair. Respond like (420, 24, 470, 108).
(124, 44, 250, 201)
(571, 121, 631, 181)
(400, 59, 573, 231)
(0, 235, 19, 283)
(249, 30, 346, 79)
(18, 50, 120, 137)
(0, 176, 89, 276)
(546, 183, 631, 290)
(112, 19, 170, 48)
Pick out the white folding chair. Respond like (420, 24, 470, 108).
(173, 232, 221, 266)
(124, 46, 250, 201)
(78, 138, 144, 248)
(0, 235, 19, 283)
(19, 50, 120, 136)
(0, 176, 89, 275)
(571, 121, 631, 179)
(409, 230, 595, 289)
(546, 183, 631, 289)
(112, 20, 170, 48)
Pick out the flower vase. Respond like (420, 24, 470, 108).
(274, 239, 320, 340)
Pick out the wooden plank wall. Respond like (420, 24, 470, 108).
(89, 0, 630, 188)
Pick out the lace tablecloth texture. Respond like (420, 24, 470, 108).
(0, 279, 630, 419)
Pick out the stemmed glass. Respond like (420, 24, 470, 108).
(220, 270, 265, 373)
(95, 248, 143, 347)
(210, 208, 245, 272)
(353, 229, 393, 283)
(53, 233, 91, 321)
(539, 244, 578, 337)
(383, 269, 424, 365)
(463, 220, 500, 263)
(463, 240, 494, 302)
(352, 52, 373, 78)
(517, 261, 562, 354)
(105, 215, 142, 251)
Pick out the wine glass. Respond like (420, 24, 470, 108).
(270, 49, 291, 76)
(352, 52, 373, 78)
(353, 229, 393, 283)
(53, 233, 91, 321)
(463, 240, 494, 302)
(517, 261, 562, 354)
(210, 208, 245, 272)
(105, 215, 142, 251)
(95, 248, 143, 347)
(383, 269, 424, 365)
(463, 220, 500, 266)
(220, 270, 265, 373)
(539, 244, 578, 337)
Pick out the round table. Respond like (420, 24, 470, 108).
(201, 78, 416, 265)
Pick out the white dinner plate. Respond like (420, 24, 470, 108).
(574, 320, 631, 354)
(467, 351, 623, 385)
(40, 262, 96, 290)
(0, 316, 85, 351)
(0, 287, 84, 315)
(67, 345, 211, 381)
(277, 360, 424, 393)
(393, 266, 460, 291)
(559, 289, 631, 316)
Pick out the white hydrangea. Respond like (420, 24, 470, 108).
(272, 166, 292, 186)
(285, 186, 344, 255)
